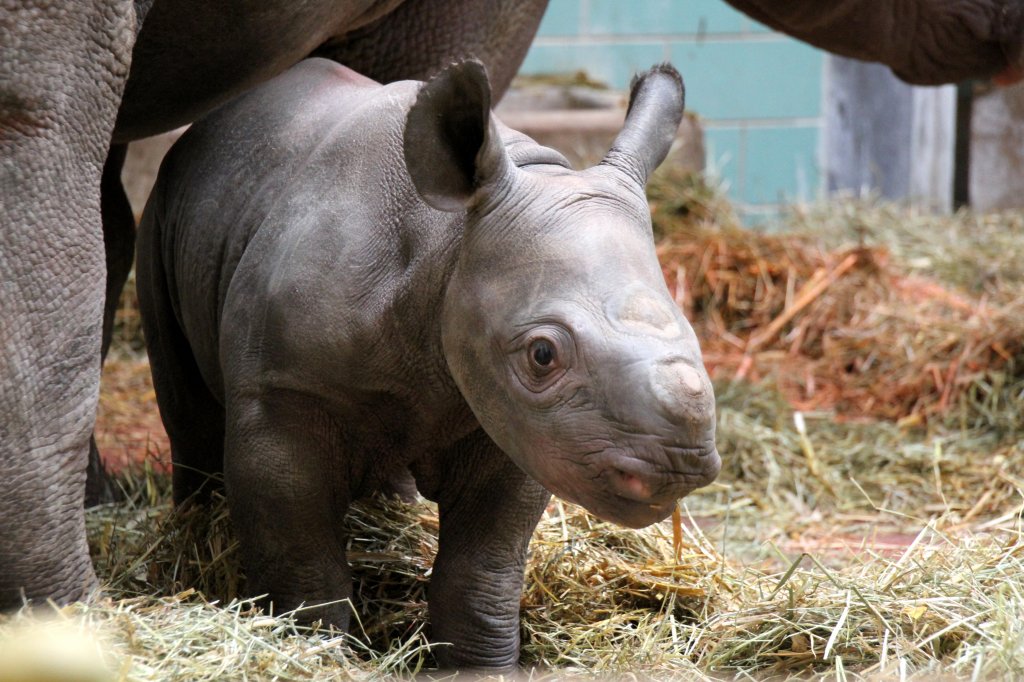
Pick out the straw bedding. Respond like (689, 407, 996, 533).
(4, 174, 1024, 680)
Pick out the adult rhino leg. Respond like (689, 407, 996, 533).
(85, 144, 136, 507)
(315, 0, 549, 101)
(0, 1, 135, 607)
(100, 144, 136, 361)
(422, 430, 550, 670)
(85, 439, 117, 508)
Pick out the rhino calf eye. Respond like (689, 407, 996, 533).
(530, 339, 556, 368)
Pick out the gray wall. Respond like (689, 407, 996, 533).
(824, 57, 954, 212)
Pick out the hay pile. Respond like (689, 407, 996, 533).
(11, 420, 1024, 680)
(5, 180, 1024, 680)
(651, 172, 1024, 426)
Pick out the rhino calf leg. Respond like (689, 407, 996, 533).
(224, 391, 354, 627)
(423, 431, 551, 670)
(136, 209, 226, 505)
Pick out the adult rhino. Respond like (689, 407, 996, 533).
(1, 0, 1021, 615)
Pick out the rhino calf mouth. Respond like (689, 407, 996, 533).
(610, 468, 653, 501)
(593, 444, 721, 524)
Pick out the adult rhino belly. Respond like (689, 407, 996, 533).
(112, 0, 404, 142)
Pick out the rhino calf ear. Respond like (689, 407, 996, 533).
(601, 63, 686, 186)
(404, 60, 508, 212)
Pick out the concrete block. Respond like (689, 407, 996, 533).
(970, 82, 1024, 211)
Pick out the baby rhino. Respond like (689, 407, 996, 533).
(137, 57, 720, 669)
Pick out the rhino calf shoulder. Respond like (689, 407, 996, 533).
(137, 57, 720, 669)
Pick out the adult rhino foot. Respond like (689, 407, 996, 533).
(1, 446, 100, 610)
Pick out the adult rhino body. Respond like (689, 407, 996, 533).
(3, 0, 1021, 616)
(135, 58, 719, 668)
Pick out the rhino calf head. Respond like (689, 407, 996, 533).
(405, 61, 720, 528)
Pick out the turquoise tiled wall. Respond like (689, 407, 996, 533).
(521, 0, 826, 220)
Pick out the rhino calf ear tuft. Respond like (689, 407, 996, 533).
(602, 62, 686, 186)
(404, 60, 494, 212)
(626, 63, 684, 116)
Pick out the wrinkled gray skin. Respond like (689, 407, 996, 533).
(136, 58, 719, 668)
(3, 0, 1021, 629)
(0, 0, 548, 613)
